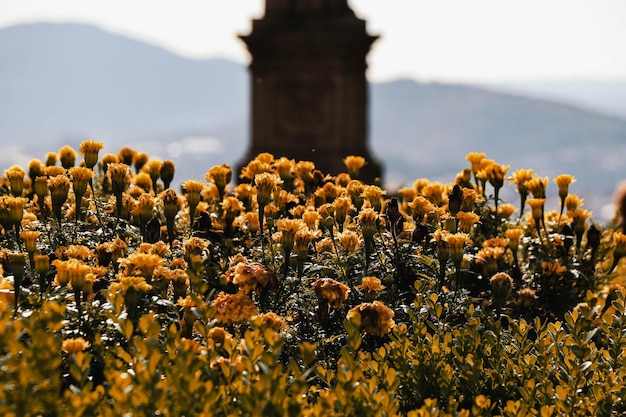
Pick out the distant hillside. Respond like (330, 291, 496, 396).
(2, 22, 626, 219)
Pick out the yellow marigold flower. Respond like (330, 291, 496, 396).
(312, 278, 350, 308)
(132, 172, 152, 192)
(272, 189, 298, 211)
(45, 152, 58, 166)
(542, 260, 567, 277)
(79, 139, 104, 169)
(526, 176, 548, 199)
(275, 218, 306, 253)
(421, 182, 445, 207)
(1, 196, 28, 227)
(509, 168, 534, 191)
(409, 196, 436, 223)
(362, 185, 385, 212)
(62, 337, 91, 354)
(315, 238, 334, 253)
(565, 194, 584, 213)
(332, 196, 354, 226)
(456, 211, 480, 233)
(484, 162, 510, 189)
(58, 145, 77, 169)
(206, 163, 232, 194)
(475, 246, 505, 276)
(5, 165, 25, 197)
(240, 159, 272, 180)
(358, 276, 384, 301)
(64, 244, 93, 260)
(497, 203, 516, 218)
(445, 232, 470, 264)
(133, 152, 149, 172)
(254, 312, 287, 331)
(160, 188, 180, 220)
(119, 252, 163, 279)
(232, 261, 278, 294)
(273, 157, 295, 182)
(482, 237, 509, 248)
(359, 276, 384, 292)
(117, 146, 135, 165)
(526, 198, 546, 222)
(322, 182, 341, 202)
(255, 172, 282, 206)
(34, 254, 50, 275)
(466, 152, 486, 174)
(339, 230, 361, 253)
(107, 163, 131, 195)
(303, 210, 322, 230)
(69, 166, 93, 197)
(569, 208, 591, 234)
(554, 174, 576, 200)
(358, 207, 378, 240)
(335, 173, 351, 187)
(110, 274, 153, 294)
(294, 160, 316, 183)
(159, 160, 173, 188)
(207, 326, 233, 346)
(343, 155, 366, 178)
(505, 228, 525, 249)
(211, 291, 258, 325)
(294, 229, 317, 254)
(347, 301, 395, 337)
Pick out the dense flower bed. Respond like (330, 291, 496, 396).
(1, 141, 626, 416)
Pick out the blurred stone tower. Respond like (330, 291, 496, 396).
(238, 0, 382, 183)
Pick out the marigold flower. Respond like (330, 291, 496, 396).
(526, 198, 546, 224)
(343, 155, 366, 178)
(254, 312, 287, 331)
(59, 145, 77, 169)
(444, 232, 470, 264)
(275, 218, 306, 253)
(273, 157, 295, 182)
(119, 252, 164, 280)
(110, 274, 153, 295)
(358, 207, 378, 240)
(232, 261, 278, 294)
(482, 237, 509, 249)
(339, 230, 361, 254)
(497, 203, 516, 219)
(362, 185, 385, 212)
(421, 182, 445, 207)
(312, 278, 350, 308)
(358, 276, 384, 301)
(211, 291, 258, 325)
(5, 165, 25, 197)
(466, 152, 486, 174)
(484, 162, 510, 190)
(34, 254, 50, 275)
(62, 337, 91, 354)
(207, 326, 233, 346)
(347, 301, 395, 337)
(456, 211, 480, 233)
(526, 176, 548, 199)
(64, 244, 93, 260)
(294, 160, 315, 184)
(107, 163, 131, 195)
(409, 196, 436, 223)
(79, 139, 104, 169)
(160, 160, 175, 189)
(542, 260, 567, 277)
(332, 196, 353, 228)
(69, 166, 93, 197)
(117, 146, 135, 165)
(294, 229, 317, 255)
(255, 172, 282, 206)
(206, 163, 232, 197)
(613, 231, 626, 261)
(505, 228, 525, 249)
(475, 246, 505, 276)
(346, 180, 365, 210)
(315, 238, 334, 253)
(565, 194, 584, 213)
(133, 152, 149, 172)
(302, 210, 322, 230)
(0, 196, 27, 228)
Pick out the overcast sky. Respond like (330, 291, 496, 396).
(1, 0, 625, 83)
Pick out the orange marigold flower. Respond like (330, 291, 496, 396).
(347, 301, 395, 337)
(312, 278, 350, 308)
(211, 291, 258, 325)
(62, 337, 91, 354)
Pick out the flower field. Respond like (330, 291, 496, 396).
(1, 141, 626, 416)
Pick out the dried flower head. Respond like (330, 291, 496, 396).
(347, 301, 395, 337)
(312, 278, 350, 308)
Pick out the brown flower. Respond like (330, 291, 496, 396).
(347, 301, 395, 337)
(312, 278, 350, 308)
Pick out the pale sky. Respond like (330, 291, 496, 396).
(1, 0, 626, 83)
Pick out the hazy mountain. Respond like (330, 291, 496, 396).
(2, 22, 626, 220)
